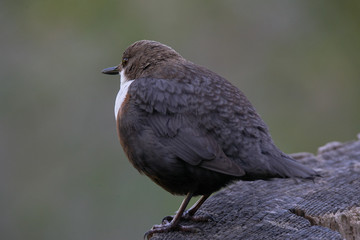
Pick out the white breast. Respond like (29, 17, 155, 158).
(114, 70, 134, 119)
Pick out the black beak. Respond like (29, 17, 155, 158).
(101, 66, 119, 75)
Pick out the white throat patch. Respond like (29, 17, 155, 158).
(114, 70, 134, 119)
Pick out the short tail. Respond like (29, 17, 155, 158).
(269, 153, 320, 180)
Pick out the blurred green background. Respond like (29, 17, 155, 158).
(1, 1, 359, 239)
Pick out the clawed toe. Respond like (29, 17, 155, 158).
(161, 215, 173, 224)
(144, 223, 200, 239)
(162, 211, 213, 224)
(145, 193, 210, 239)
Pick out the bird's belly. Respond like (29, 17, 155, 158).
(149, 164, 236, 196)
(117, 107, 236, 196)
(120, 133, 235, 196)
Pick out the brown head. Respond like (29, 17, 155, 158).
(102, 40, 184, 80)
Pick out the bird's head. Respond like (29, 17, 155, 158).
(102, 40, 184, 81)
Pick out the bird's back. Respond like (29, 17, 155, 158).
(134, 60, 318, 180)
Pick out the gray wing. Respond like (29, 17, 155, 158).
(129, 76, 317, 180)
(129, 78, 245, 177)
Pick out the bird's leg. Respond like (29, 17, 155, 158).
(162, 194, 213, 224)
(144, 192, 199, 239)
(187, 194, 210, 216)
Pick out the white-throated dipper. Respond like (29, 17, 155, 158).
(102, 40, 318, 239)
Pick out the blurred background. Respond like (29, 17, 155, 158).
(1, 1, 359, 239)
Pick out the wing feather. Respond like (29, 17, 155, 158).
(129, 78, 245, 177)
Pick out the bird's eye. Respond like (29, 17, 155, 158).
(122, 57, 129, 66)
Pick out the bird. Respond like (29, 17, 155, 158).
(101, 40, 318, 238)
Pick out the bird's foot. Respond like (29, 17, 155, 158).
(162, 210, 214, 224)
(144, 222, 200, 239)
